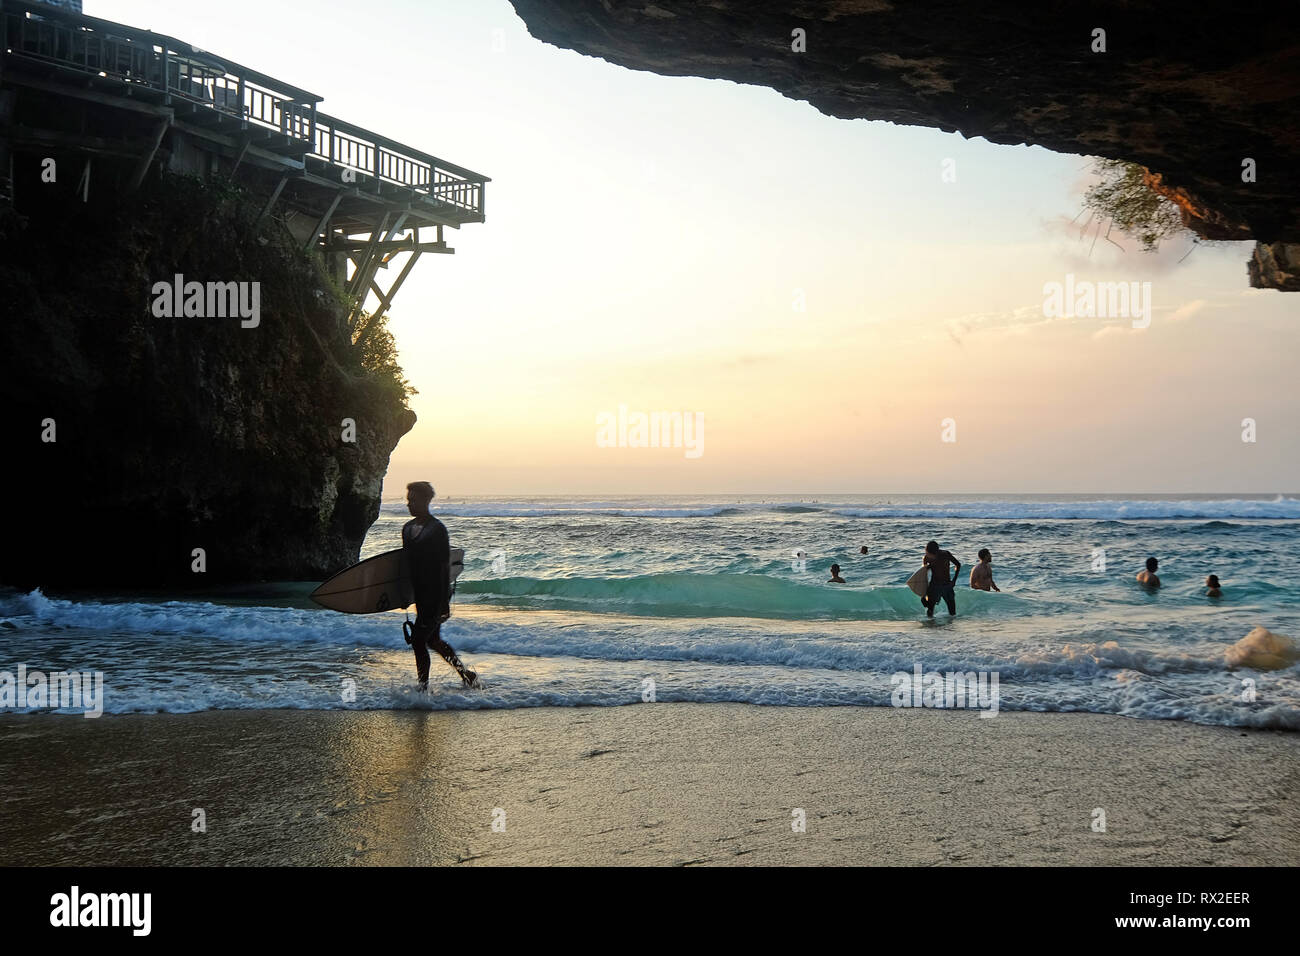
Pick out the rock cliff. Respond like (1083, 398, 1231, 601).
(0, 175, 414, 588)
(510, 0, 1300, 282)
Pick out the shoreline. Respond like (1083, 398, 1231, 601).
(2, 704, 1297, 866)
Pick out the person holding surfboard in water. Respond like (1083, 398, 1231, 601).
(922, 540, 961, 617)
(403, 481, 479, 690)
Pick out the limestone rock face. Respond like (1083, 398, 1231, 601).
(0, 178, 414, 588)
(1248, 242, 1300, 291)
(510, 1, 1300, 271)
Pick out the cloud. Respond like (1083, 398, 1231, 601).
(943, 304, 1052, 343)
(1092, 323, 1146, 341)
(1168, 299, 1206, 322)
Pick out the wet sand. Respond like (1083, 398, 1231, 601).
(1, 705, 1297, 865)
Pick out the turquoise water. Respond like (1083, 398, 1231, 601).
(2, 494, 1298, 727)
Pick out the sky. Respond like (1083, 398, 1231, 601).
(94, 0, 1300, 495)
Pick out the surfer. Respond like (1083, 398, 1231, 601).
(1137, 557, 1161, 588)
(403, 481, 478, 689)
(922, 540, 961, 617)
(969, 548, 1000, 592)
(1205, 574, 1222, 598)
(828, 563, 846, 583)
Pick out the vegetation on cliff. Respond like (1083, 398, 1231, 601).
(1082, 159, 1190, 253)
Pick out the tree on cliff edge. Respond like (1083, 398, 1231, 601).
(1082, 159, 1189, 252)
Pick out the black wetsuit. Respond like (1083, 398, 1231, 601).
(402, 516, 474, 686)
(923, 549, 960, 617)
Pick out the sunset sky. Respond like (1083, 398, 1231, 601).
(97, 0, 1300, 495)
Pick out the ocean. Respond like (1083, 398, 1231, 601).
(2, 494, 1298, 728)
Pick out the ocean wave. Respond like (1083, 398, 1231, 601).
(385, 500, 736, 518)
(378, 497, 1300, 521)
(832, 497, 1300, 520)
(3, 589, 1296, 728)
(456, 572, 1013, 620)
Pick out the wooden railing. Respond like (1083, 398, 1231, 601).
(2, 0, 487, 217)
(2, 1, 320, 143)
(311, 113, 486, 215)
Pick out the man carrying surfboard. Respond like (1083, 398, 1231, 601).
(922, 540, 961, 618)
(403, 481, 479, 689)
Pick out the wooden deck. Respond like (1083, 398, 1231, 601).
(0, 0, 489, 323)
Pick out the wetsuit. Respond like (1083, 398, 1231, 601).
(402, 516, 475, 686)
(923, 549, 960, 617)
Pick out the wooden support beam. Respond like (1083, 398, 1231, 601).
(126, 117, 170, 191)
(304, 189, 343, 250)
(346, 211, 390, 293)
(257, 174, 288, 223)
(172, 121, 305, 173)
(0, 124, 151, 159)
(76, 158, 91, 202)
(379, 254, 423, 312)
(346, 211, 409, 325)
(230, 134, 252, 175)
(2, 73, 175, 120)
(324, 240, 453, 254)
(354, 251, 422, 349)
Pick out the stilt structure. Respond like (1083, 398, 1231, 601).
(0, 0, 488, 322)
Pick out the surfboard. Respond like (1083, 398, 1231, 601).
(310, 547, 465, 614)
(906, 565, 931, 597)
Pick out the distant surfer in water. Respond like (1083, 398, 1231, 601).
(969, 548, 1000, 592)
(922, 540, 960, 617)
(1137, 557, 1161, 588)
(403, 481, 478, 690)
(828, 563, 845, 584)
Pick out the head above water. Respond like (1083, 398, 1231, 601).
(978, 548, 991, 561)
(830, 564, 841, 573)
(925, 540, 939, 554)
(859, 546, 868, 554)
(1206, 574, 1220, 588)
(406, 481, 435, 517)
(1145, 557, 1159, 572)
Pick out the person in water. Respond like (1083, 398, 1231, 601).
(969, 548, 1000, 592)
(1137, 557, 1161, 588)
(922, 540, 961, 617)
(403, 481, 478, 689)
(829, 563, 846, 584)
(859, 546, 869, 555)
(1205, 574, 1222, 598)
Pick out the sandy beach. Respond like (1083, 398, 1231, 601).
(1, 704, 1296, 866)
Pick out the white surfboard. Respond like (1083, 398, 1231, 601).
(906, 565, 930, 597)
(310, 547, 465, 614)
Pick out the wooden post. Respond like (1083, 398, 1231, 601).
(160, 43, 171, 105)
